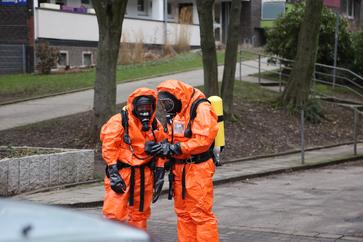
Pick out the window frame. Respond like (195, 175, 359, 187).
(345, 0, 355, 19)
(167, 2, 177, 20)
(58, 50, 69, 67)
(137, 0, 148, 16)
(82, 51, 93, 67)
(261, 1, 286, 21)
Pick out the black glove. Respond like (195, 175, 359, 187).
(107, 164, 127, 194)
(152, 167, 166, 203)
(151, 142, 182, 158)
(144, 141, 157, 155)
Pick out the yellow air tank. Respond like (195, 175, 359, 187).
(208, 96, 225, 166)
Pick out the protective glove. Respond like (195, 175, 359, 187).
(151, 141, 182, 158)
(152, 167, 166, 203)
(144, 141, 157, 155)
(107, 164, 127, 194)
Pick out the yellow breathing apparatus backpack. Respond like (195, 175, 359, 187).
(183, 96, 225, 165)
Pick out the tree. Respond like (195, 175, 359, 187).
(221, 0, 242, 120)
(36, 41, 59, 74)
(92, 1, 128, 139)
(281, 0, 323, 109)
(196, 0, 219, 96)
(266, 3, 353, 68)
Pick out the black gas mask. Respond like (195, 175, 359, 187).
(158, 92, 182, 122)
(133, 96, 156, 131)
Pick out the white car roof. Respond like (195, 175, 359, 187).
(0, 199, 150, 242)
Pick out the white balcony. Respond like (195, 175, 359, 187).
(35, 8, 201, 46)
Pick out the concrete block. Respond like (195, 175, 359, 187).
(29, 155, 49, 191)
(58, 153, 77, 185)
(19, 157, 30, 193)
(8, 158, 19, 195)
(50, 154, 60, 186)
(0, 159, 9, 196)
(1, 147, 95, 196)
(76, 150, 95, 182)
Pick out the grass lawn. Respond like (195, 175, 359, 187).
(234, 79, 278, 103)
(0, 51, 256, 103)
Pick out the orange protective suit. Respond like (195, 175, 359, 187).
(157, 80, 220, 242)
(100, 88, 165, 230)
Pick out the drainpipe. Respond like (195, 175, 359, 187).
(164, 0, 168, 45)
(27, 0, 36, 73)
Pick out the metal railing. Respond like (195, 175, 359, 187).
(238, 49, 363, 164)
(238, 49, 363, 102)
(299, 108, 362, 164)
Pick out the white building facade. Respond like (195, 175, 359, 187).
(33, 0, 205, 68)
(0, 0, 250, 73)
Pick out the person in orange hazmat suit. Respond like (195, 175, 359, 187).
(100, 87, 166, 230)
(145, 80, 220, 242)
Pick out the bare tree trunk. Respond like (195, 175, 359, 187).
(196, 0, 219, 96)
(282, 0, 323, 109)
(93, 0, 128, 138)
(221, 0, 242, 120)
(92, 1, 127, 173)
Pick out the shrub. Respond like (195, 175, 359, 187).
(118, 34, 146, 65)
(265, 3, 353, 68)
(174, 7, 191, 53)
(36, 42, 59, 74)
(163, 43, 177, 58)
(133, 36, 145, 64)
(303, 99, 325, 123)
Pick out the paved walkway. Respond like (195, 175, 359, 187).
(13, 143, 363, 206)
(146, 160, 363, 242)
(76, 160, 363, 242)
(0, 59, 275, 131)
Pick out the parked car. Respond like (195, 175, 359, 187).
(0, 199, 150, 242)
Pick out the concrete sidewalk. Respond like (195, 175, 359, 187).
(13, 143, 363, 207)
(0, 59, 275, 131)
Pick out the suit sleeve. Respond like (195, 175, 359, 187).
(180, 102, 219, 155)
(100, 114, 123, 166)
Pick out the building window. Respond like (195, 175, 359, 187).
(38, 0, 47, 6)
(55, 0, 66, 6)
(342, 0, 354, 18)
(214, 27, 221, 42)
(137, 0, 148, 15)
(261, 1, 285, 20)
(167, 2, 172, 15)
(81, 0, 90, 4)
(82, 52, 93, 67)
(58, 51, 69, 67)
(167, 2, 176, 19)
(214, 2, 221, 24)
